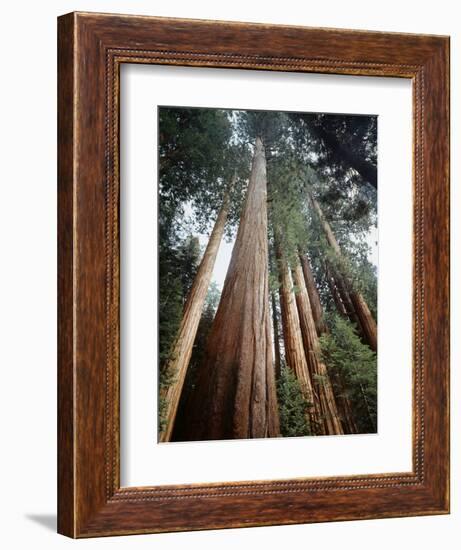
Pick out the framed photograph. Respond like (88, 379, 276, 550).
(57, 12, 450, 537)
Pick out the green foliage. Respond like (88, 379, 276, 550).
(157, 105, 379, 439)
(298, 183, 377, 318)
(169, 282, 222, 441)
(341, 249, 377, 318)
(158, 274, 183, 369)
(268, 156, 312, 264)
(176, 235, 202, 298)
(234, 110, 290, 148)
(159, 107, 232, 212)
(319, 314, 377, 433)
(188, 281, 221, 379)
(289, 111, 377, 195)
(277, 367, 312, 437)
(157, 237, 212, 434)
(302, 163, 376, 239)
(158, 234, 202, 370)
(158, 367, 177, 433)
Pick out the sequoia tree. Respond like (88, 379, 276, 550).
(308, 191, 377, 352)
(292, 261, 343, 435)
(158, 106, 378, 441)
(277, 248, 320, 434)
(159, 179, 234, 441)
(299, 252, 327, 335)
(184, 137, 280, 440)
(299, 254, 359, 435)
(271, 291, 282, 379)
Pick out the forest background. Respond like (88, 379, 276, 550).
(158, 107, 378, 443)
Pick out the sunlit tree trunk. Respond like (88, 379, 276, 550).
(185, 137, 280, 441)
(277, 247, 320, 434)
(309, 192, 377, 351)
(159, 178, 234, 442)
(292, 262, 343, 435)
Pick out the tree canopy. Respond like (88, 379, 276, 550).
(158, 105, 378, 441)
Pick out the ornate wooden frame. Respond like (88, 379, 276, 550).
(57, 12, 450, 537)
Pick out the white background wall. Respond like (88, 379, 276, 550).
(0, 1, 457, 548)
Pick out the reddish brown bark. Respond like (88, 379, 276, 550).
(277, 249, 320, 434)
(159, 181, 234, 442)
(184, 137, 280, 441)
(325, 263, 348, 318)
(300, 252, 327, 335)
(350, 291, 378, 352)
(292, 262, 343, 435)
(332, 266, 363, 330)
(307, 258, 358, 435)
(271, 292, 282, 380)
(309, 192, 377, 351)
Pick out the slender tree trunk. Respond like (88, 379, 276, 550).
(159, 178, 234, 442)
(277, 247, 320, 434)
(271, 292, 282, 379)
(349, 291, 377, 352)
(308, 192, 377, 351)
(307, 257, 358, 435)
(184, 137, 280, 441)
(299, 252, 327, 335)
(332, 265, 363, 330)
(325, 263, 348, 318)
(292, 262, 343, 435)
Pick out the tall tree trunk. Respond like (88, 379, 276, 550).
(271, 291, 282, 379)
(349, 291, 378, 352)
(309, 192, 377, 352)
(184, 137, 279, 441)
(292, 262, 343, 435)
(277, 247, 320, 434)
(332, 265, 363, 330)
(307, 257, 358, 435)
(299, 252, 327, 335)
(325, 263, 348, 318)
(159, 178, 234, 442)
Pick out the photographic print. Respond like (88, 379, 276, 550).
(158, 106, 377, 443)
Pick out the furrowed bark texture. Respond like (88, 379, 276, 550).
(292, 263, 343, 435)
(308, 258, 358, 434)
(159, 185, 232, 442)
(310, 193, 377, 351)
(185, 137, 280, 441)
(349, 291, 378, 352)
(300, 252, 327, 335)
(326, 263, 348, 317)
(277, 249, 320, 434)
(271, 292, 282, 379)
